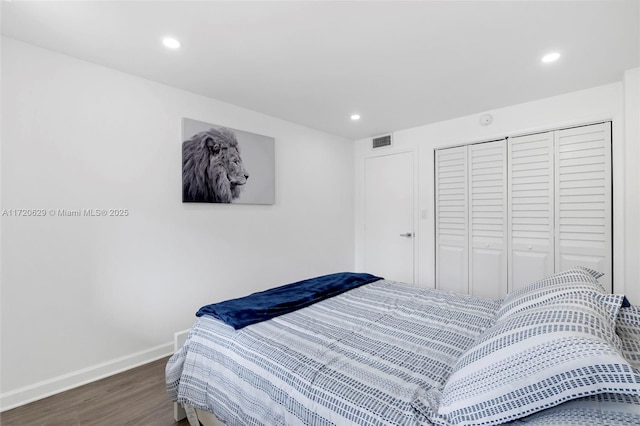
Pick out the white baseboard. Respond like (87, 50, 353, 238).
(0, 342, 173, 412)
(174, 329, 191, 352)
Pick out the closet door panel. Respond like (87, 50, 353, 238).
(438, 246, 468, 293)
(555, 122, 612, 291)
(435, 146, 468, 294)
(469, 140, 508, 299)
(508, 132, 555, 291)
(512, 251, 552, 287)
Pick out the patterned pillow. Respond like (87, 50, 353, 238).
(574, 265, 606, 280)
(508, 393, 640, 425)
(617, 305, 640, 372)
(495, 268, 607, 321)
(413, 293, 640, 426)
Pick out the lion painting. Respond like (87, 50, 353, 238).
(182, 127, 249, 203)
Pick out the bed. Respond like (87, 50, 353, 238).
(166, 269, 640, 425)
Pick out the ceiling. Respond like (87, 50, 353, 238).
(1, 1, 638, 140)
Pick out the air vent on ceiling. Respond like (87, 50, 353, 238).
(372, 134, 392, 149)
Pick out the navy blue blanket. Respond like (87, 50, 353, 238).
(196, 272, 383, 329)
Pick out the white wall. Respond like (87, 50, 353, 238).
(623, 68, 640, 303)
(355, 75, 640, 303)
(0, 37, 354, 409)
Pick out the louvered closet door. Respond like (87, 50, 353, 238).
(469, 140, 508, 299)
(435, 146, 468, 294)
(555, 122, 612, 292)
(508, 132, 555, 291)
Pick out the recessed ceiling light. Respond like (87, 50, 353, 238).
(541, 52, 561, 63)
(350, 114, 361, 121)
(162, 37, 181, 49)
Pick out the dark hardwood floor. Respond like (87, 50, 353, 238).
(0, 356, 189, 426)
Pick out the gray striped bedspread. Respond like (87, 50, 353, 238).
(166, 280, 640, 425)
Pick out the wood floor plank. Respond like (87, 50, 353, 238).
(0, 356, 189, 426)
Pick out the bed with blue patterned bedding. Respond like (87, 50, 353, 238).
(167, 271, 640, 426)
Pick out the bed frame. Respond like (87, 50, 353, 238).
(194, 408, 224, 426)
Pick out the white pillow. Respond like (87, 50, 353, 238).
(414, 292, 640, 426)
(617, 305, 640, 372)
(508, 393, 640, 425)
(574, 265, 606, 280)
(495, 268, 607, 321)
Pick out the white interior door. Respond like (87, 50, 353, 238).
(435, 146, 469, 294)
(469, 140, 508, 299)
(364, 152, 415, 284)
(555, 122, 612, 292)
(508, 132, 555, 291)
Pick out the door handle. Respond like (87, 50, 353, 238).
(399, 233, 413, 238)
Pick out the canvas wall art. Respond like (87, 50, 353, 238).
(182, 118, 275, 205)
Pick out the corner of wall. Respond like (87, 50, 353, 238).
(622, 67, 640, 303)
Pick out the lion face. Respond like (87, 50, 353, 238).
(223, 145, 249, 187)
(207, 131, 249, 191)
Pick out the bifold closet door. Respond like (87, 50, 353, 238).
(555, 122, 612, 292)
(508, 132, 555, 291)
(436, 122, 612, 296)
(435, 146, 468, 294)
(469, 140, 508, 299)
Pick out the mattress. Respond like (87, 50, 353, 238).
(167, 280, 500, 425)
